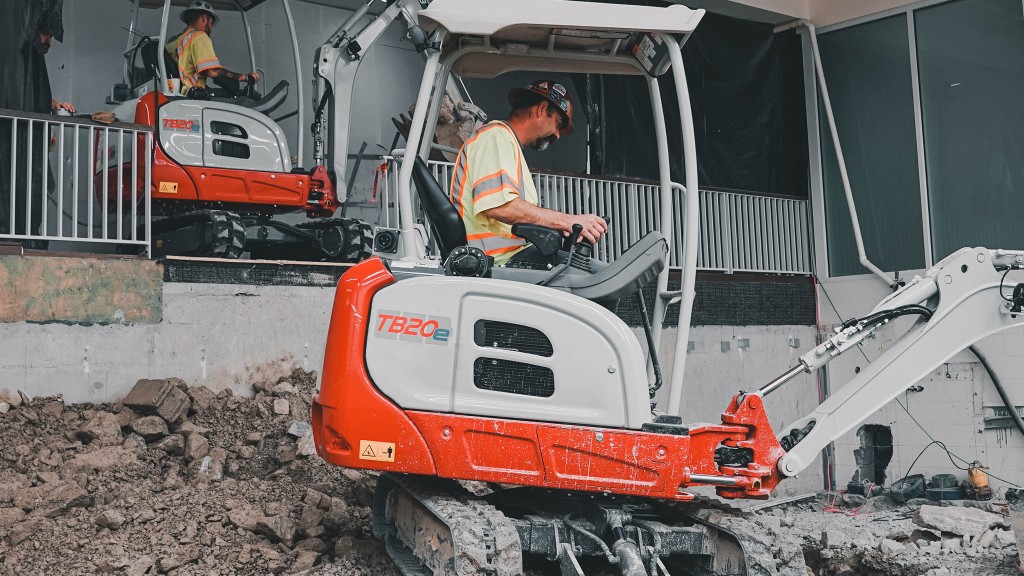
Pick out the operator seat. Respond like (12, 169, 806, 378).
(412, 157, 467, 259)
(138, 38, 181, 88)
(410, 157, 668, 305)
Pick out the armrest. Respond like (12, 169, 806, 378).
(511, 223, 562, 257)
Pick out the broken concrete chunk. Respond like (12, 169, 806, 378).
(996, 528, 1016, 548)
(879, 538, 904, 556)
(977, 529, 997, 549)
(255, 514, 297, 546)
(132, 415, 169, 440)
(0, 506, 26, 528)
(154, 434, 185, 456)
(96, 509, 127, 530)
(272, 382, 296, 397)
(298, 504, 324, 533)
(227, 507, 265, 532)
(186, 385, 216, 412)
(122, 379, 191, 424)
(114, 408, 138, 429)
(0, 388, 23, 408)
(913, 504, 1008, 540)
(125, 553, 153, 576)
(8, 518, 42, 545)
(0, 401, 9, 414)
(287, 421, 312, 438)
(296, 431, 316, 457)
(291, 550, 320, 572)
(157, 545, 199, 573)
(70, 446, 138, 471)
(76, 412, 123, 446)
(272, 398, 290, 415)
(198, 448, 228, 482)
(333, 535, 356, 558)
(939, 537, 962, 552)
(13, 480, 91, 513)
(184, 433, 209, 462)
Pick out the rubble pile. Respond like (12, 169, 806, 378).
(0, 372, 399, 576)
(3, 374, 1024, 575)
(753, 491, 1021, 576)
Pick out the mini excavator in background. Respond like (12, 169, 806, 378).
(309, 1, 1024, 575)
(102, 0, 437, 260)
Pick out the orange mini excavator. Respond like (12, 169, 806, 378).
(311, 1, 1024, 575)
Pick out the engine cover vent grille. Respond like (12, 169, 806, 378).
(473, 357, 554, 397)
(474, 320, 553, 357)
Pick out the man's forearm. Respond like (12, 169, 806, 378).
(482, 198, 608, 244)
(483, 198, 571, 233)
(204, 68, 249, 82)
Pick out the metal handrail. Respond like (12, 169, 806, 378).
(385, 159, 811, 275)
(0, 109, 153, 255)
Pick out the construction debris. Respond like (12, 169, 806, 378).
(1, 373, 1022, 575)
(0, 370, 399, 576)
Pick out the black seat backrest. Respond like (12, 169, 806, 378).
(412, 157, 466, 259)
(139, 38, 180, 86)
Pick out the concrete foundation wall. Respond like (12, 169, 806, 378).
(819, 273, 1024, 492)
(0, 255, 162, 324)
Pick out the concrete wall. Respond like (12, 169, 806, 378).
(818, 272, 1024, 492)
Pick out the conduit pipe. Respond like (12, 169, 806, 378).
(776, 20, 896, 288)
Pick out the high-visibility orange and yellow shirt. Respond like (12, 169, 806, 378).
(165, 29, 221, 91)
(449, 121, 537, 266)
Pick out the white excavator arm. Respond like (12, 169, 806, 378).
(753, 247, 1024, 478)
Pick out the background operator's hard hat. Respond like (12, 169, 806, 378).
(508, 80, 574, 136)
(181, 0, 219, 24)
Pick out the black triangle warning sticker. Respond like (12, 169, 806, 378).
(362, 445, 376, 457)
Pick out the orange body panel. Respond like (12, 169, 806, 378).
(312, 258, 437, 476)
(314, 258, 786, 500)
(182, 166, 307, 205)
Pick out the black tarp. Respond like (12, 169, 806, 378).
(577, 10, 808, 198)
(0, 0, 64, 240)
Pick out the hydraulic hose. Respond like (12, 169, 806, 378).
(971, 345, 1024, 438)
(635, 291, 664, 396)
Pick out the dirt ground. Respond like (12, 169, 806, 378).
(1, 373, 1021, 575)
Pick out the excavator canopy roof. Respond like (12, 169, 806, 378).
(418, 0, 705, 78)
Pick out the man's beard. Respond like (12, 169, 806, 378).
(529, 135, 557, 151)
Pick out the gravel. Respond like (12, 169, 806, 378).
(0, 370, 399, 576)
(2, 372, 1021, 575)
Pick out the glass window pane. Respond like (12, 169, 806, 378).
(818, 14, 926, 277)
(916, 0, 1024, 260)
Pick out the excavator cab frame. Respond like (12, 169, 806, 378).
(390, 0, 707, 418)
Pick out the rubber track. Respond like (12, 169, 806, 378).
(296, 217, 373, 262)
(151, 210, 246, 259)
(380, 474, 522, 576)
(208, 211, 246, 259)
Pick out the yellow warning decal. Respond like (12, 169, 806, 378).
(358, 440, 396, 462)
(158, 181, 179, 194)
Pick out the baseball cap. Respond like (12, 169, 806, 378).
(508, 80, 574, 136)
